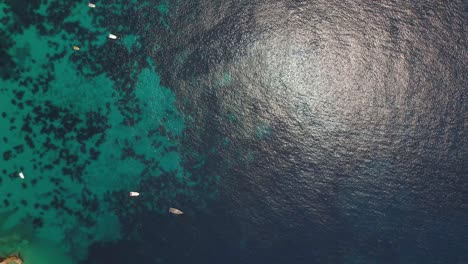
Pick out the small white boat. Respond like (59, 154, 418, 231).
(88, 3, 96, 8)
(18, 172, 25, 179)
(73, 46, 80, 51)
(169, 207, 183, 215)
(129, 191, 140, 197)
(108, 34, 118, 39)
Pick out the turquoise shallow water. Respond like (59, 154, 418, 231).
(0, 1, 214, 262)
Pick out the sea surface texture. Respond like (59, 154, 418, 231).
(0, 0, 467, 263)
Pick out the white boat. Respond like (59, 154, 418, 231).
(88, 3, 96, 8)
(108, 34, 118, 39)
(169, 207, 183, 215)
(18, 172, 25, 179)
(129, 191, 140, 197)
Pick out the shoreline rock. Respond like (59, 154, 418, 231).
(0, 255, 23, 264)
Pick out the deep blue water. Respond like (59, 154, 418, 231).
(0, 0, 467, 263)
(145, 1, 467, 263)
